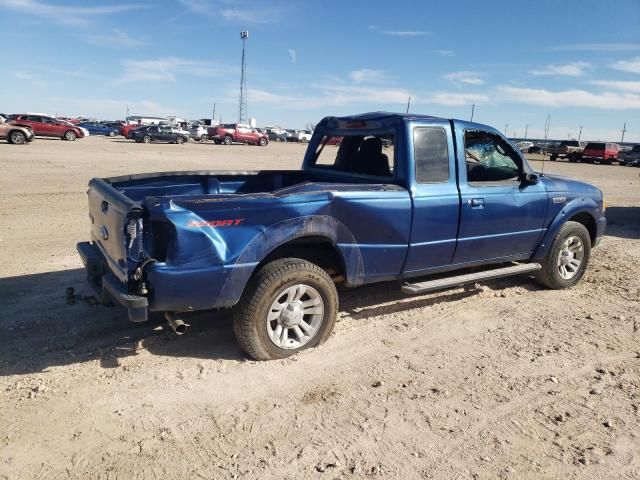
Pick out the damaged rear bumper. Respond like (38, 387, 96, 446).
(77, 241, 148, 322)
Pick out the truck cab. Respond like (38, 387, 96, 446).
(77, 112, 606, 360)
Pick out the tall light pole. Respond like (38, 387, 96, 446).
(621, 122, 627, 143)
(238, 30, 249, 124)
(470, 104, 475, 122)
(524, 124, 529, 140)
(504, 123, 509, 136)
(578, 125, 583, 142)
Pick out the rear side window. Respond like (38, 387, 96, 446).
(414, 127, 449, 183)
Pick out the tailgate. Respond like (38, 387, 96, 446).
(87, 178, 143, 282)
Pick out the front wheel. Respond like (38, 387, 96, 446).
(176, 136, 185, 144)
(234, 258, 338, 361)
(64, 130, 77, 141)
(534, 221, 591, 289)
(550, 155, 557, 161)
(142, 135, 151, 143)
(200, 135, 208, 143)
(223, 136, 232, 145)
(259, 137, 267, 146)
(9, 130, 27, 145)
(109, 131, 116, 137)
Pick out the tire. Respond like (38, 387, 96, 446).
(223, 135, 232, 145)
(234, 258, 339, 361)
(64, 130, 77, 141)
(550, 155, 557, 161)
(275, 136, 283, 142)
(568, 153, 578, 163)
(142, 135, 151, 143)
(200, 135, 208, 143)
(300, 137, 308, 144)
(9, 130, 26, 145)
(534, 221, 591, 290)
(109, 131, 116, 137)
(259, 137, 267, 146)
(176, 136, 184, 144)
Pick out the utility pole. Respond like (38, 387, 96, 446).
(212, 103, 216, 124)
(238, 30, 249, 124)
(578, 125, 583, 142)
(406, 96, 411, 114)
(470, 104, 475, 122)
(504, 123, 509, 136)
(126, 104, 130, 120)
(524, 124, 529, 140)
(621, 122, 627, 143)
(541, 114, 551, 174)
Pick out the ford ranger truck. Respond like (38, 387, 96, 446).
(548, 140, 585, 162)
(77, 112, 607, 360)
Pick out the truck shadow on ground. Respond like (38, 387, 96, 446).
(0, 268, 541, 377)
(605, 207, 640, 239)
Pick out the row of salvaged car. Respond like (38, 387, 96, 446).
(515, 139, 640, 167)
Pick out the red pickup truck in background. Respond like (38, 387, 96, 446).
(208, 123, 269, 146)
(581, 142, 620, 164)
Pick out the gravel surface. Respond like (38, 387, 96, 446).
(1, 137, 639, 479)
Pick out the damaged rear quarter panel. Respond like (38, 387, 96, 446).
(143, 183, 411, 311)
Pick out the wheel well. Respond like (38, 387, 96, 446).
(568, 212, 596, 243)
(259, 236, 345, 282)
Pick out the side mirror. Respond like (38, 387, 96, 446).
(521, 172, 539, 185)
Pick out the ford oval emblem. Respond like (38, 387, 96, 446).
(100, 225, 109, 240)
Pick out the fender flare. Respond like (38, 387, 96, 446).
(531, 197, 599, 261)
(218, 215, 364, 306)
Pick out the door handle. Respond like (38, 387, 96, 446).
(469, 198, 484, 208)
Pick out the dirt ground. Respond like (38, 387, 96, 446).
(1, 136, 639, 480)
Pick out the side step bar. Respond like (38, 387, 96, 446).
(401, 263, 541, 295)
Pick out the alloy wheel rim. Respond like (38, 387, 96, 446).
(266, 284, 324, 349)
(557, 235, 584, 280)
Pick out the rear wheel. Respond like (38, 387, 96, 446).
(535, 221, 591, 289)
(234, 258, 338, 361)
(109, 130, 116, 137)
(142, 135, 151, 143)
(176, 136, 185, 144)
(550, 155, 557, 161)
(200, 135, 208, 143)
(64, 130, 77, 141)
(9, 130, 26, 145)
(223, 135, 233, 145)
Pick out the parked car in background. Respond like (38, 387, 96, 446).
(548, 140, 585, 162)
(10, 114, 85, 141)
(527, 144, 546, 154)
(122, 124, 145, 138)
(296, 130, 313, 143)
(0, 116, 34, 144)
(78, 122, 119, 137)
(208, 124, 269, 146)
(516, 141, 534, 152)
(131, 125, 189, 144)
(618, 145, 640, 167)
(265, 127, 287, 142)
(189, 124, 209, 142)
(285, 129, 298, 142)
(581, 142, 620, 164)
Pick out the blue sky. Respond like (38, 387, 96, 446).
(1, 0, 639, 141)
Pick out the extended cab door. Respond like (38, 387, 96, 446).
(451, 121, 547, 265)
(402, 120, 460, 274)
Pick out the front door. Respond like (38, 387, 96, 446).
(451, 122, 547, 265)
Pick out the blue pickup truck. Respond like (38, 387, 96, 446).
(77, 112, 606, 360)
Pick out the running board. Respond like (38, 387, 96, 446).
(401, 263, 541, 295)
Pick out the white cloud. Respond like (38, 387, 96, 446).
(221, 8, 269, 23)
(288, 49, 297, 64)
(590, 80, 640, 93)
(0, 0, 144, 26)
(348, 69, 387, 84)
(116, 57, 228, 83)
(529, 62, 590, 77)
(12, 71, 47, 88)
(610, 57, 640, 74)
(426, 92, 489, 106)
(85, 29, 147, 48)
(442, 71, 485, 85)
(368, 25, 429, 36)
(553, 43, 640, 52)
(498, 86, 640, 110)
(435, 50, 455, 57)
(177, 0, 277, 23)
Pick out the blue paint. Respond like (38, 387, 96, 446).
(77, 112, 606, 320)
